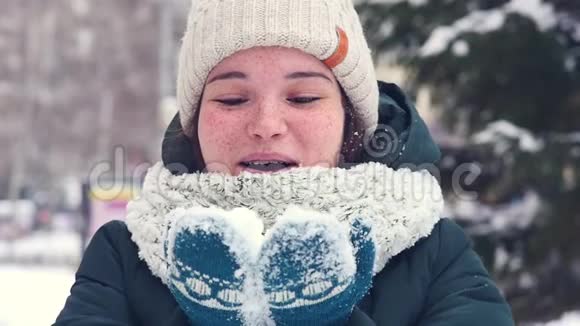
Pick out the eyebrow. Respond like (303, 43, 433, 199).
(207, 71, 247, 84)
(285, 71, 333, 83)
(206, 70, 333, 84)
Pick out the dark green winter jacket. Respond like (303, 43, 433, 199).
(55, 82, 514, 326)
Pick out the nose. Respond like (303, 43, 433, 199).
(246, 99, 288, 140)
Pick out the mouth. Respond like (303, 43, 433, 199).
(239, 160, 299, 173)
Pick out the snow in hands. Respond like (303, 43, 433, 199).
(165, 205, 375, 326)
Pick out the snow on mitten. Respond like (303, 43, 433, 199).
(165, 207, 265, 326)
(259, 208, 375, 326)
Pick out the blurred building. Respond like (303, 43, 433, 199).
(0, 0, 188, 199)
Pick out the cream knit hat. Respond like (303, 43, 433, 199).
(176, 0, 379, 139)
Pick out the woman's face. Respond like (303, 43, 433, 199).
(198, 47, 345, 176)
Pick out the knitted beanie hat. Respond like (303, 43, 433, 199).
(176, 0, 379, 140)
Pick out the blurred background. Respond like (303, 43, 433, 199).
(0, 0, 578, 325)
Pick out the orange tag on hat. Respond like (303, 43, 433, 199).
(323, 27, 349, 69)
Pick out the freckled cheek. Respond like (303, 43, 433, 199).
(199, 111, 242, 160)
(295, 114, 344, 150)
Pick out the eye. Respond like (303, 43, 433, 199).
(214, 98, 248, 106)
(287, 97, 321, 104)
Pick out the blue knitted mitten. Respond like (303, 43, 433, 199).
(165, 213, 250, 326)
(259, 214, 375, 326)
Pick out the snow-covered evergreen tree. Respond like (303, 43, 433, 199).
(357, 0, 580, 322)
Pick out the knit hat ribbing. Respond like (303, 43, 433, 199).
(176, 0, 379, 138)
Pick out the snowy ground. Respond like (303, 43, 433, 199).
(0, 229, 80, 325)
(0, 264, 76, 326)
(0, 230, 81, 264)
(530, 311, 580, 326)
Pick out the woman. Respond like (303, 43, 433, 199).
(55, 0, 514, 325)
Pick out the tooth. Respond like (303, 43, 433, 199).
(242, 160, 293, 170)
(248, 161, 286, 165)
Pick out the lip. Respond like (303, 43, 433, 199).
(237, 152, 300, 174)
(239, 152, 299, 165)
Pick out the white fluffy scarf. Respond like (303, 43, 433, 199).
(126, 161, 444, 285)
